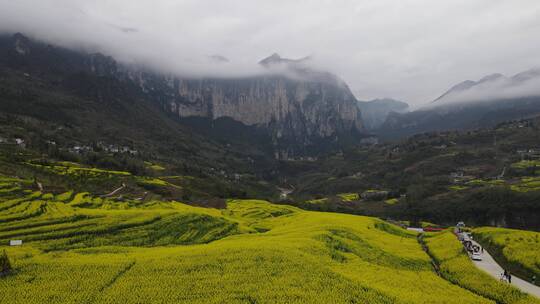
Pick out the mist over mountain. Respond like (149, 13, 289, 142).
(431, 69, 540, 106)
(377, 69, 540, 139)
(2, 2, 540, 303)
(0, 32, 363, 158)
(357, 98, 409, 130)
(2, 1, 540, 106)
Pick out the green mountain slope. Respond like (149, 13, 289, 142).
(280, 117, 540, 230)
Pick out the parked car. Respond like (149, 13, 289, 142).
(471, 252, 482, 261)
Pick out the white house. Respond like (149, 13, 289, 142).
(10, 240, 22, 246)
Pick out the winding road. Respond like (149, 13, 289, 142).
(470, 239, 540, 298)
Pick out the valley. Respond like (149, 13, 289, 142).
(0, 23, 539, 303)
(0, 135, 539, 302)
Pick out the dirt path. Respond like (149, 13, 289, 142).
(102, 183, 126, 198)
(470, 239, 540, 298)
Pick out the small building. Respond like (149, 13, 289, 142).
(361, 190, 388, 201)
(450, 172, 464, 178)
(10, 240, 22, 246)
(360, 135, 379, 145)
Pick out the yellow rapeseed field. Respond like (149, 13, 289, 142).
(0, 176, 525, 303)
(474, 227, 540, 286)
(424, 231, 538, 304)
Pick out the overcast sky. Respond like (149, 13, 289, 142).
(1, 0, 540, 106)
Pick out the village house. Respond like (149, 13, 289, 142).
(517, 148, 540, 160)
(70, 145, 92, 154)
(450, 171, 464, 178)
(360, 135, 379, 145)
(14, 138, 25, 148)
(360, 190, 388, 201)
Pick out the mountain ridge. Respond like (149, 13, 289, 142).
(357, 98, 409, 130)
(376, 69, 540, 139)
(432, 69, 540, 105)
(0, 33, 364, 158)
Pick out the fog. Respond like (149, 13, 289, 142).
(428, 70, 540, 107)
(1, 0, 540, 106)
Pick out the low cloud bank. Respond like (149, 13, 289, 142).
(1, 0, 540, 105)
(428, 70, 540, 108)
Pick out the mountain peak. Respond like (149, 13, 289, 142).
(512, 68, 540, 83)
(12, 32, 31, 55)
(209, 55, 230, 63)
(432, 80, 477, 103)
(452, 80, 477, 91)
(434, 68, 540, 105)
(258, 53, 311, 67)
(258, 53, 283, 66)
(478, 73, 504, 83)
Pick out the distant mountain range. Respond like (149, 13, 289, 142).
(433, 68, 540, 105)
(356, 98, 409, 130)
(5, 32, 538, 149)
(377, 69, 540, 139)
(0, 33, 364, 159)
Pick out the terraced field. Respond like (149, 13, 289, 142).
(0, 175, 534, 303)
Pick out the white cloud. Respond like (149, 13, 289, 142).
(430, 73, 540, 107)
(1, 0, 540, 106)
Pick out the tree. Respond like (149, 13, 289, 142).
(0, 250, 12, 275)
(405, 184, 429, 227)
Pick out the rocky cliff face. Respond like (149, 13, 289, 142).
(128, 53, 363, 156)
(1, 34, 363, 157)
(168, 75, 361, 141)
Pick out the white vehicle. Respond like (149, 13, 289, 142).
(471, 252, 482, 261)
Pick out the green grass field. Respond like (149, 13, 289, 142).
(474, 227, 540, 287)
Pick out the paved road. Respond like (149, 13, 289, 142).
(469, 239, 540, 298)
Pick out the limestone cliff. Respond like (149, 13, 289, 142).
(151, 55, 363, 155)
(168, 75, 361, 139)
(2, 34, 363, 157)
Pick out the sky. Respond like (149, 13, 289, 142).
(1, 0, 540, 107)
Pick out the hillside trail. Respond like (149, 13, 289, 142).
(102, 183, 126, 198)
(469, 239, 540, 298)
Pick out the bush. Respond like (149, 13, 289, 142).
(0, 250, 12, 275)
